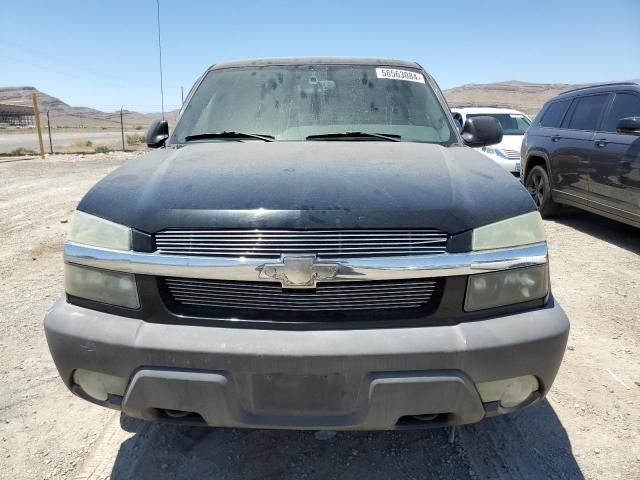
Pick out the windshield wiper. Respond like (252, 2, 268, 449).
(306, 131, 401, 142)
(184, 131, 275, 142)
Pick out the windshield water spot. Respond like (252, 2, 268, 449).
(173, 65, 455, 144)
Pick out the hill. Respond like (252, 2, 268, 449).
(2, 80, 638, 129)
(0, 86, 178, 129)
(443, 79, 640, 117)
(443, 80, 581, 117)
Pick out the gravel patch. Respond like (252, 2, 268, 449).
(0, 153, 638, 480)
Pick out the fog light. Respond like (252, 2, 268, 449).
(500, 376, 539, 408)
(73, 369, 127, 402)
(476, 375, 539, 409)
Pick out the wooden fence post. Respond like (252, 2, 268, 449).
(31, 93, 45, 158)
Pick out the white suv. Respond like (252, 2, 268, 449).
(451, 107, 532, 176)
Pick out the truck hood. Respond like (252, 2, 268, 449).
(495, 135, 525, 153)
(78, 142, 535, 234)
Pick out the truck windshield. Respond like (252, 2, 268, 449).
(172, 65, 455, 144)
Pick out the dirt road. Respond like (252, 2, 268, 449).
(0, 154, 638, 479)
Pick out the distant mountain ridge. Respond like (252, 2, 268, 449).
(0, 86, 178, 128)
(1, 80, 637, 128)
(443, 79, 640, 117)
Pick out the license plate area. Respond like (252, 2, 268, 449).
(251, 373, 350, 414)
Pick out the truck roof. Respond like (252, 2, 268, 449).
(210, 57, 421, 70)
(450, 107, 528, 116)
(557, 81, 639, 96)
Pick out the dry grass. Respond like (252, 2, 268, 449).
(126, 133, 145, 145)
(8, 147, 37, 156)
(52, 141, 146, 154)
(71, 139, 93, 148)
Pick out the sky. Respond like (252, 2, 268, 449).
(1, 0, 638, 113)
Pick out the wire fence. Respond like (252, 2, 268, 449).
(0, 101, 180, 156)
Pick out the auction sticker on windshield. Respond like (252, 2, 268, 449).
(376, 68, 425, 83)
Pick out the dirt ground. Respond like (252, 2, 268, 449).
(0, 154, 638, 480)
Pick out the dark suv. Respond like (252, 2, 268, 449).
(521, 82, 640, 227)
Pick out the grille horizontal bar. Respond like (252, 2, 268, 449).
(164, 278, 440, 312)
(503, 149, 521, 160)
(155, 229, 448, 258)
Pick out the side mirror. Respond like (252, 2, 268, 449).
(452, 115, 463, 133)
(616, 117, 640, 135)
(145, 119, 169, 148)
(462, 116, 503, 147)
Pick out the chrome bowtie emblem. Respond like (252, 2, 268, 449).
(259, 256, 340, 288)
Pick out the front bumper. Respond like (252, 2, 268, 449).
(44, 298, 568, 430)
(477, 151, 520, 175)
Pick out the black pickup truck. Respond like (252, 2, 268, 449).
(44, 58, 568, 430)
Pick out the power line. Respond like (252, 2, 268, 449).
(0, 36, 155, 90)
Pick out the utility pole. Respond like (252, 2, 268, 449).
(46, 110, 53, 154)
(31, 93, 45, 158)
(181, 86, 184, 105)
(120, 107, 125, 152)
(156, 0, 165, 120)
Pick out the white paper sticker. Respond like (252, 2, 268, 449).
(376, 68, 425, 84)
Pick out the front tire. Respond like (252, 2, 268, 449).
(525, 165, 560, 217)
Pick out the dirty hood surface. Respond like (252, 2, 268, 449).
(78, 141, 535, 234)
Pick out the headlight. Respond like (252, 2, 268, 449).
(65, 264, 140, 309)
(68, 211, 131, 251)
(472, 211, 545, 251)
(465, 264, 549, 311)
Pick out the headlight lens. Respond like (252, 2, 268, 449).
(472, 211, 545, 251)
(481, 146, 507, 159)
(465, 264, 548, 311)
(68, 211, 131, 251)
(65, 264, 140, 309)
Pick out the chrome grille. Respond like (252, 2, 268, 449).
(503, 149, 521, 160)
(154, 229, 448, 258)
(164, 277, 440, 311)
